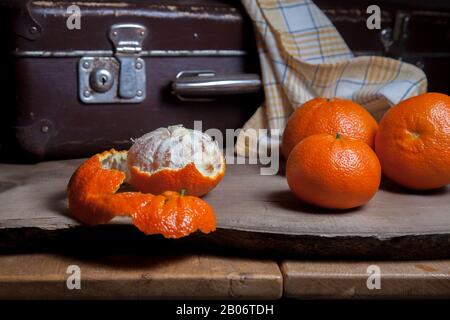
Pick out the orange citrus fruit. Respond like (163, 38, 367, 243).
(286, 133, 381, 209)
(67, 149, 217, 238)
(127, 125, 225, 196)
(375, 92, 450, 190)
(281, 97, 378, 159)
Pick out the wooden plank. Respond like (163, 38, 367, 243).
(0, 159, 449, 258)
(0, 253, 282, 299)
(281, 260, 450, 299)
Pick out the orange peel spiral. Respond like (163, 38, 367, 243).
(67, 149, 216, 238)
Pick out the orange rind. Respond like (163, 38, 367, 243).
(131, 190, 216, 238)
(67, 149, 132, 225)
(67, 149, 216, 238)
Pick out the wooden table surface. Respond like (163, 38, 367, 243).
(0, 253, 449, 299)
(1, 159, 449, 259)
(0, 160, 449, 298)
(0, 253, 282, 299)
(282, 260, 450, 299)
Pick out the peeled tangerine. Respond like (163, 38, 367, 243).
(67, 148, 217, 238)
(128, 125, 225, 197)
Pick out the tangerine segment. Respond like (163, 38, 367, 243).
(132, 191, 216, 239)
(67, 150, 128, 225)
(129, 162, 225, 197)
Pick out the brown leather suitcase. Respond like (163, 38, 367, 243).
(2, 0, 449, 161)
(315, 0, 450, 93)
(0, 0, 262, 161)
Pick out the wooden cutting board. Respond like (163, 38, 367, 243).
(0, 158, 449, 259)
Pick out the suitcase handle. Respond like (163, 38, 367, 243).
(172, 70, 261, 101)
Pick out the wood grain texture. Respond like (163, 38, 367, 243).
(0, 253, 282, 299)
(282, 260, 450, 299)
(0, 159, 449, 258)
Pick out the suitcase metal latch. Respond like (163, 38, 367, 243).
(78, 23, 147, 104)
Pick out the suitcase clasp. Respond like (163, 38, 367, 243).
(78, 23, 147, 104)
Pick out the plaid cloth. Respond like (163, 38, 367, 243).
(236, 0, 427, 157)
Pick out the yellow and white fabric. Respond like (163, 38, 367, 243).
(236, 0, 427, 157)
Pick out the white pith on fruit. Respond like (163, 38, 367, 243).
(128, 125, 225, 177)
(100, 150, 129, 180)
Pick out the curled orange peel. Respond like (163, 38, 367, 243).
(67, 149, 216, 238)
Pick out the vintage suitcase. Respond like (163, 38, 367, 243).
(2, 0, 449, 162)
(0, 0, 262, 161)
(315, 0, 450, 93)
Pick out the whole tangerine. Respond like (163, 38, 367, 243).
(375, 92, 450, 190)
(286, 133, 381, 209)
(281, 97, 378, 159)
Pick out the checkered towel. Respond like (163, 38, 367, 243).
(236, 0, 427, 157)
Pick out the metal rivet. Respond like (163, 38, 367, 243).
(136, 90, 143, 97)
(83, 90, 91, 98)
(29, 26, 38, 34)
(135, 61, 142, 69)
(193, 33, 199, 39)
(41, 125, 49, 133)
(112, 31, 118, 37)
(140, 31, 145, 36)
(82, 61, 90, 69)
